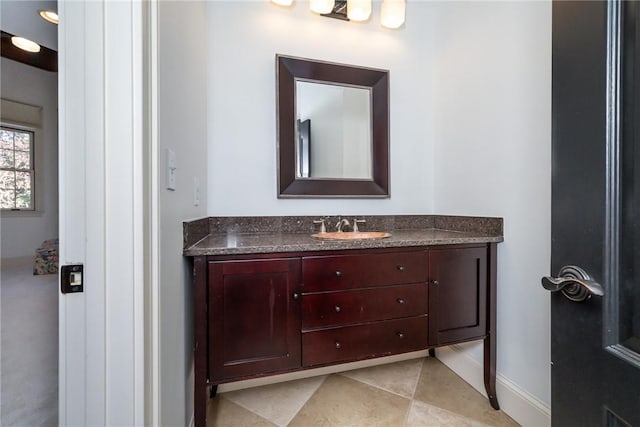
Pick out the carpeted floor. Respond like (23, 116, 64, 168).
(1, 262, 58, 427)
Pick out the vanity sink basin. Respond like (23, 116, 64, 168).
(311, 231, 392, 240)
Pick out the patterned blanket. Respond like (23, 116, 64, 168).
(33, 238, 59, 275)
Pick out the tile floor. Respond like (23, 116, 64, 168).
(207, 357, 519, 427)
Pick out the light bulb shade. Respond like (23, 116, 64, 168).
(271, 0, 293, 6)
(11, 36, 41, 53)
(347, 0, 372, 21)
(381, 0, 405, 29)
(310, 0, 335, 14)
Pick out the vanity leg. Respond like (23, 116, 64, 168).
(209, 385, 218, 399)
(483, 334, 499, 410)
(428, 348, 436, 358)
(194, 256, 209, 427)
(484, 243, 500, 410)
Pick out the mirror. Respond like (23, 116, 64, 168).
(277, 55, 389, 198)
(296, 81, 372, 179)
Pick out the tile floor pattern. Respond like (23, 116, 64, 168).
(207, 357, 520, 427)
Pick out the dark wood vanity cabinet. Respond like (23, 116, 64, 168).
(192, 244, 498, 427)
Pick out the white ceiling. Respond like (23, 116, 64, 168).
(1, 0, 58, 51)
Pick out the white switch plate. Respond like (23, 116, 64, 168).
(166, 148, 176, 191)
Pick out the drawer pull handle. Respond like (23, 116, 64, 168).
(335, 305, 341, 313)
(335, 271, 342, 277)
(292, 292, 300, 300)
(397, 332, 405, 339)
(397, 265, 405, 272)
(431, 280, 440, 285)
(396, 298, 406, 305)
(335, 341, 342, 349)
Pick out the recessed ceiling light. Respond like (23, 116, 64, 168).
(11, 36, 41, 53)
(39, 10, 59, 25)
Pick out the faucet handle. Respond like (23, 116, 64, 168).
(353, 219, 366, 232)
(313, 219, 327, 233)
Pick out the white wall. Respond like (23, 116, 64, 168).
(204, 0, 552, 424)
(207, 0, 434, 215)
(157, 2, 208, 426)
(0, 58, 58, 260)
(431, 0, 552, 413)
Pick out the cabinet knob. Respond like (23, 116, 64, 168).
(335, 341, 342, 349)
(396, 298, 406, 305)
(397, 265, 405, 272)
(397, 332, 405, 339)
(335, 271, 342, 277)
(335, 305, 341, 313)
(292, 292, 300, 300)
(431, 280, 440, 286)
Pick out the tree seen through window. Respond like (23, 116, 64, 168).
(0, 126, 34, 210)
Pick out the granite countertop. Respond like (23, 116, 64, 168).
(183, 215, 504, 257)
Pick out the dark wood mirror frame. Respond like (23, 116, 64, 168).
(277, 55, 390, 198)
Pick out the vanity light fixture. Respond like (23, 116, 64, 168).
(346, 0, 372, 21)
(271, 0, 405, 29)
(39, 10, 59, 25)
(380, 0, 405, 29)
(310, 0, 335, 15)
(11, 36, 41, 53)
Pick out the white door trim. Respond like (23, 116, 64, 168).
(146, 0, 161, 425)
(58, 1, 150, 425)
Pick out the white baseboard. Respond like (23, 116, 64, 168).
(436, 345, 550, 427)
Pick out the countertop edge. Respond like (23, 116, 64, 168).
(183, 232, 503, 257)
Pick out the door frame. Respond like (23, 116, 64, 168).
(58, 1, 158, 424)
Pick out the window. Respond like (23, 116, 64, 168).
(0, 126, 35, 210)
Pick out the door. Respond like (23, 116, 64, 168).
(548, 1, 640, 425)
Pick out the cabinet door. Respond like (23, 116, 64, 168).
(209, 258, 301, 381)
(429, 246, 487, 345)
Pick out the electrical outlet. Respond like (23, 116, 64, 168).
(193, 176, 200, 206)
(166, 148, 176, 191)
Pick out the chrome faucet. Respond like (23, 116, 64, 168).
(336, 218, 350, 232)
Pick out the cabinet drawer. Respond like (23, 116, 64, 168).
(302, 316, 428, 367)
(302, 284, 428, 329)
(302, 251, 427, 292)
